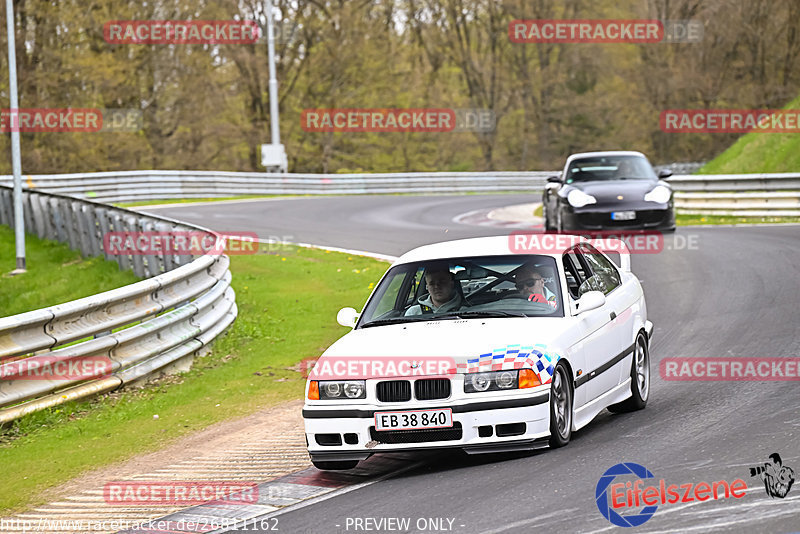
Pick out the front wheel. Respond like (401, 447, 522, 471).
(608, 332, 650, 413)
(312, 459, 359, 470)
(548, 363, 573, 448)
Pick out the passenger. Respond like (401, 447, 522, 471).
(405, 264, 463, 315)
(514, 263, 557, 307)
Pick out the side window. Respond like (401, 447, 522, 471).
(580, 244, 621, 295)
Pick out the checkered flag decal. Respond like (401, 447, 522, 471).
(457, 344, 559, 384)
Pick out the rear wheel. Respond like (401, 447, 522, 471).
(608, 332, 650, 413)
(548, 363, 573, 448)
(311, 459, 359, 470)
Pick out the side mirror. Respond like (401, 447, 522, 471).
(547, 175, 562, 183)
(658, 169, 673, 179)
(337, 307, 359, 328)
(574, 291, 605, 315)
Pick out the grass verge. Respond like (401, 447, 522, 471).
(0, 243, 385, 514)
(0, 226, 139, 316)
(698, 94, 800, 174)
(676, 213, 800, 225)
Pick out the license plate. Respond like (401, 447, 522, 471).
(611, 211, 636, 221)
(374, 409, 453, 431)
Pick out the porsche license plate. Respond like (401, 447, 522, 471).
(611, 211, 636, 221)
(374, 409, 453, 431)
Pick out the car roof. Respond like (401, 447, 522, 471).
(565, 150, 647, 165)
(393, 235, 584, 265)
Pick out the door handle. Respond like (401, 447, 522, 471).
(610, 311, 617, 321)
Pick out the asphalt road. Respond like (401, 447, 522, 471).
(145, 196, 800, 534)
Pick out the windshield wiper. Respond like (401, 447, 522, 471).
(439, 310, 529, 319)
(359, 317, 427, 328)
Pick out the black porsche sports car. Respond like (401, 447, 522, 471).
(542, 151, 676, 232)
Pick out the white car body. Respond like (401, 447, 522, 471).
(303, 235, 653, 468)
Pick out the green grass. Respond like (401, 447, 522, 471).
(676, 213, 800, 225)
(0, 243, 386, 514)
(699, 94, 800, 174)
(0, 226, 140, 316)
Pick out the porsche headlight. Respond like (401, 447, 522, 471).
(644, 185, 672, 204)
(567, 189, 597, 208)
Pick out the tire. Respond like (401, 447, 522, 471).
(311, 459, 360, 470)
(548, 363, 573, 448)
(543, 201, 555, 231)
(608, 332, 650, 413)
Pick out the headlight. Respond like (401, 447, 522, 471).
(465, 370, 520, 393)
(318, 380, 366, 400)
(644, 185, 672, 203)
(567, 189, 597, 208)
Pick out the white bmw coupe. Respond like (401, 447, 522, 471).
(303, 235, 653, 470)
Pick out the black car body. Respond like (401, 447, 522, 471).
(542, 151, 676, 232)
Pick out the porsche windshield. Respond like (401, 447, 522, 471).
(358, 255, 563, 327)
(566, 155, 657, 183)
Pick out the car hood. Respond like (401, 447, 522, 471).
(570, 180, 659, 203)
(315, 318, 573, 379)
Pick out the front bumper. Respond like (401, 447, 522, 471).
(562, 204, 676, 231)
(304, 391, 551, 461)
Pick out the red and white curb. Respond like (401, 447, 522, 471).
(118, 456, 419, 534)
(453, 203, 543, 229)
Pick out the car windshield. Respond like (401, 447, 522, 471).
(358, 255, 563, 327)
(566, 155, 657, 183)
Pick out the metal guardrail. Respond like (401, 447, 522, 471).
(0, 186, 237, 424)
(666, 173, 800, 216)
(0, 170, 554, 202)
(1, 168, 798, 215)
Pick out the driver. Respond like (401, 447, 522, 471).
(616, 158, 637, 179)
(514, 263, 557, 308)
(405, 264, 463, 315)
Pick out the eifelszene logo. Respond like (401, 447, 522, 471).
(749, 453, 795, 499)
(596, 462, 747, 527)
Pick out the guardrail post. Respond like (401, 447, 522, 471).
(50, 197, 67, 243)
(95, 207, 114, 262)
(22, 193, 35, 236)
(0, 188, 11, 225)
(63, 200, 81, 251)
(73, 202, 95, 256)
(110, 212, 132, 272)
(139, 217, 161, 277)
(123, 214, 146, 278)
(35, 194, 55, 241)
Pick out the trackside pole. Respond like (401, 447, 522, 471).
(6, 0, 26, 274)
